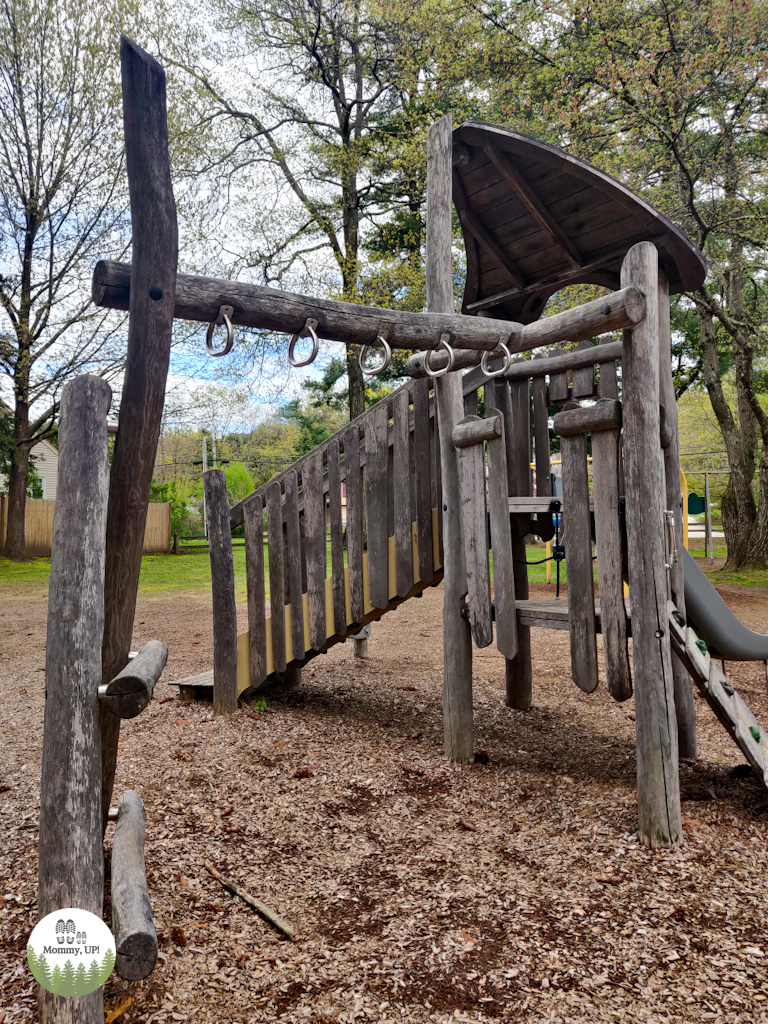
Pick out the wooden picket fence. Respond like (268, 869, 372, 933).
(0, 497, 171, 556)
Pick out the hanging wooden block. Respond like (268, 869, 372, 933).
(485, 414, 518, 661)
(453, 414, 493, 648)
(571, 340, 598, 398)
(548, 347, 569, 403)
(393, 389, 413, 597)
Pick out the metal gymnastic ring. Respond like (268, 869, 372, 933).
(360, 334, 392, 376)
(206, 305, 235, 357)
(423, 334, 454, 378)
(480, 341, 512, 378)
(288, 318, 320, 368)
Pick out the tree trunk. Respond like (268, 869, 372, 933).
(347, 345, 366, 420)
(4, 400, 31, 560)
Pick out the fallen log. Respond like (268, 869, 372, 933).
(111, 791, 158, 980)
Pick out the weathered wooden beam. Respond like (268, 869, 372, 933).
(405, 288, 643, 377)
(658, 270, 697, 759)
(98, 640, 168, 719)
(204, 470, 238, 715)
(484, 143, 581, 270)
(621, 242, 682, 848)
(111, 791, 158, 981)
(458, 207, 526, 288)
(552, 399, 622, 437)
(430, 116, 474, 763)
(100, 36, 178, 833)
(93, 258, 523, 353)
(465, 232, 670, 313)
(38, 375, 112, 1024)
(452, 413, 502, 448)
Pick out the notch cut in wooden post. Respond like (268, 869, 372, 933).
(111, 791, 158, 980)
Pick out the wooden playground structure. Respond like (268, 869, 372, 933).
(37, 34, 768, 1022)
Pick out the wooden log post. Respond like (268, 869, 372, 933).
(98, 639, 168, 719)
(100, 37, 178, 830)
(38, 374, 112, 1024)
(111, 791, 158, 980)
(658, 270, 698, 759)
(429, 115, 474, 762)
(204, 470, 238, 715)
(621, 242, 682, 848)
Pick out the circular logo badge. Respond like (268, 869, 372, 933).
(27, 909, 116, 996)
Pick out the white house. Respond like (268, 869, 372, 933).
(0, 437, 59, 500)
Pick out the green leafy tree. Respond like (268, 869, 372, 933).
(87, 958, 101, 990)
(479, 0, 768, 566)
(101, 947, 116, 981)
(60, 959, 76, 997)
(74, 961, 88, 995)
(50, 963, 62, 995)
(224, 462, 256, 503)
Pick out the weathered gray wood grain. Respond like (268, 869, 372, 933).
(621, 241, 682, 848)
(243, 494, 267, 688)
(204, 470, 238, 716)
(327, 440, 347, 634)
(283, 470, 305, 660)
(486, 414, 518, 661)
(456, 417, 493, 648)
(344, 426, 365, 624)
(302, 451, 327, 650)
(365, 401, 390, 610)
(412, 378, 434, 583)
(99, 640, 168, 719)
(112, 791, 158, 980)
(571, 340, 597, 398)
(38, 374, 112, 1024)
(265, 481, 286, 674)
(393, 390, 413, 598)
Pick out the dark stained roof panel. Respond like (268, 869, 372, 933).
(452, 122, 707, 324)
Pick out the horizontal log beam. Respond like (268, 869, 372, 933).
(553, 398, 622, 437)
(98, 640, 168, 719)
(452, 413, 502, 448)
(460, 339, 623, 394)
(406, 288, 643, 377)
(92, 259, 522, 353)
(111, 791, 158, 980)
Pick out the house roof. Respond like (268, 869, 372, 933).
(452, 122, 707, 324)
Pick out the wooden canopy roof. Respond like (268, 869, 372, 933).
(452, 122, 706, 324)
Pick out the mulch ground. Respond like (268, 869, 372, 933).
(2, 578, 768, 1023)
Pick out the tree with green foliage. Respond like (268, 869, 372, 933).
(478, 0, 768, 566)
(224, 462, 256, 503)
(60, 958, 76, 997)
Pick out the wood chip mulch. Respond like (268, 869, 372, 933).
(1, 580, 768, 1023)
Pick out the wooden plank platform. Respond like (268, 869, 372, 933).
(514, 598, 631, 632)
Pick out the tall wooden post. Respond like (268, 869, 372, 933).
(621, 242, 682, 847)
(100, 37, 178, 829)
(38, 375, 112, 1024)
(658, 270, 697, 759)
(204, 469, 238, 715)
(428, 115, 473, 762)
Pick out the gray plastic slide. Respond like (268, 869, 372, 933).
(682, 547, 768, 661)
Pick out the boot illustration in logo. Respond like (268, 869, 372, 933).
(65, 919, 75, 944)
(56, 920, 65, 944)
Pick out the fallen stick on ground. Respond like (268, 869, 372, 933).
(204, 861, 297, 941)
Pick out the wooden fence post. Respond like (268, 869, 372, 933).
(428, 114, 474, 762)
(621, 242, 682, 848)
(204, 469, 238, 715)
(658, 270, 698, 759)
(38, 374, 112, 1024)
(100, 36, 178, 829)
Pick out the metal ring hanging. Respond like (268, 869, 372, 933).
(288, 317, 320, 368)
(206, 304, 235, 357)
(423, 334, 454, 378)
(359, 333, 392, 377)
(480, 341, 512, 378)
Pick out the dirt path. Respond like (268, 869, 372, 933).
(1, 580, 768, 1023)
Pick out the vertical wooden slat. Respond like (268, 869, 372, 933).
(531, 361, 551, 498)
(283, 470, 305, 661)
(571, 340, 597, 398)
(621, 241, 682, 848)
(387, 401, 395, 540)
(548, 347, 569, 403)
(591, 419, 632, 701)
(412, 378, 434, 583)
(489, 377, 532, 709)
(485, 412, 518, 661)
(429, 114, 473, 762)
(434, 401, 444, 566)
(204, 469, 239, 715)
(265, 481, 286, 674)
(303, 451, 326, 650)
(464, 389, 478, 417)
(365, 400, 390, 609)
(327, 439, 346, 634)
(658, 271, 697, 757)
(456, 417, 493, 648)
(598, 334, 619, 400)
(393, 390, 413, 597)
(243, 494, 267, 689)
(345, 425, 365, 624)
(558, 430, 599, 693)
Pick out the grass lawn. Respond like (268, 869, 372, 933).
(5, 536, 768, 598)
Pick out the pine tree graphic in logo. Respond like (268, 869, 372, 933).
(27, 908, 116, 996)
